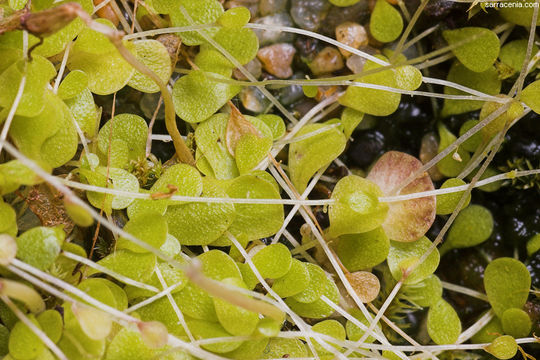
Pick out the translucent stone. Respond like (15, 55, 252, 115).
(290, 0, 331, 31)
(253, 13, 295, 45)
(260, 0, 289, 16)
(257, 43, 297, 78)
(233, 58, 263, 80)
(240, 87, 271, 113)
(309, 46, 344, 75)
(335, 22, 368, 57)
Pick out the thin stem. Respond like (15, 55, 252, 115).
(441, 281, 489, 301)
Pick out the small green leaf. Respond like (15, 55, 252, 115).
(520, 79, 540, 114)
(441, 61, 501, 117)
(82, 167, 139, 212)
(471, 316, 503, 344)
(387, 237, 440, 284)
(271, 259, 311, 298)
(150, 164, 203, 205)
(169, 0, 223, 45)
(37, 310, 63, 344)
(459, 119, 483, 152)
(339, 56, 401, 116)
(16, 226, 64, 270)
(484, 257, 531, 317)
(257, 114, 286, 140)
(187, 319, 243, 353)
(289, 123, 347, 192)
(370, 0, 403, 43)
(484, 335, 518, 360)
(436, 123, 471, 177)
(218, 7, 251, 27)
(501, 308, 531, 338)
(64, 87, 99, 138)
(427, 298, 461, 345)
(403, 274, 443, 308)
(173, 71, 241, 123)
(205, 27, 259, 66)
(261, 338, 307, 359)
(312, 320, 346, 353)
(499, 0, 540, 26)
(292, 263, 327, 303)
(116, 212, 168, 253)
(252, 243, 292, 279)
(443, 27, 500, 72)
(500, 39, 539, 72)
(213, 278, 259, 336)
(442, 205, 493, 253)
(345, 309, 379, 343)
(128, 40, 172, 93)
(58, 70, 88, 100)
(96, 250, 156, 282)
(328, 175, 389, 237)
(8, 316, 44, 360)
(97, 113, 148, 163)
(336, 227, 389, 272)
(341, 107, 364, 138)
(395, 65, 422, 91)
(436, 178, 471, 215)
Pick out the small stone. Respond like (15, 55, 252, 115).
(420, 132, 445, 181)
(254, 13, 295, 46)
(156, 34, 182, 68)
(308, 46, 344, 75)
(335, 22, 368, 57)
(259, 0, 289, 16)
(233, 58, 263, 80)
(345, 46, 378, 73)
(257, 43, 296, 78)
(290, 0, 331, 31)
(240, 87, 271, 113)
(319, 0, 370, 35)
(277, 73, 305, 105)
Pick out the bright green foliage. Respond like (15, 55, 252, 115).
(293, 263, 329, 303)
(8, 0, 27, 10)
(199, 250, 242, 281)
(97, 113, 148, 164)
(136, 296, 187, 337)
(459, 119, 483, 152)
(8, 316, 44, 360)
(403, 274, 443, 307)
(173, 71, 241, 123)
(328, 175, 389, 237)
(128, 40, 172, 93)
(151, 164, 203, 204)
(441, 61, 501, 117)
(527, 234, 540, 256)
(64, 88, 99, 137)
(206, 27, 259, 65)
(288, 123, 347, 192)
(213, 278, 259, 336)
(0, 50, 56, 117)
(169, 0, 224, 45)
(57, 70, 88, 100)
(235, 134, 273, 175)
(237, 262, 259, 290)
(68, 19, 136, 95)
(499, 0, 540, 26)
(520, 79, 540, 114)
(97, 250, 156, 282)
(226, 174, 284, 241)
(286, 268, 339, 319)
(427, 298, 461, 345)
(174, 282, 218, 321)
(339, 56, 401, 116)
(479, 99, 524, 141)
(117, 212, 168, 253)
(500, 39, 539, 72)
(0, 201, 16, 236)
(53, 242, 87, 284)
(303, 85, 318, 98)
(443, 27, 500, 72)
(0, 160, 43, 196)
(160, 234, 181, 258)
(257, 114, 286, 140)
(218, 7, 251, 27)
(10, 91, 77, 168)
(312, 320, 346, 353)
(188, 319, 243, 353)
(501, 308, 531, 338)
(395, 65, 423, 91)
(341, 107, 364, 138)
(82, 167, 139, 212)
(336, 227, 389, 271)
(256, 318, 281, 338)
(105, 327, 174, 360)
(484, 257, 531, 317)
(0, 324, 8, 356)
(224, 338, 269, 360)
(387, 237, 440, 284)
(370, 0, 403, 43)
(436, 178, 470, 215)
(345, 309, 378, 343)
(471, 316, 503, 344)
(195, 49, 234, 77)
(252, 243, 292, 279)
(484, 335, 518, 360)
(16, 226, 64, 270)
(436, 123, 471, 177)
(128, 189, 168, 219)
(442, 205, 493, 253)
(37, 310, 63, 343)
(272, 259, 310, 297)
(166, 178, 235, 245)
(78, 278, 120, 308)
(261, 338, 307, 359)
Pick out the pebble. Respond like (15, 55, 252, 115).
(290, 0, 331, 31)
(319, 1, 370, 36)
(240, 87, 270, 113)
(348, 130, 386, 168)
(259, 0, 289, 16)
(257, 43, 297, 78)
(346, 54, 366, 73)
(419, 132, 444, 181)
(277, 73, 305, 105)
(233, 58, 263, 80)
(335, 22, 368, 58)
(253, 13, 295, 46)
(308, 46, 344, 75)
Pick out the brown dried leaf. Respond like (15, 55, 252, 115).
(345, 271, 380, 303)
(26, 184, 75, 234)
(225, 102, 261, 156)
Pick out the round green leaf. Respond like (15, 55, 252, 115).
(442, 205, 493, 253)
(387, 237, 440, 284)
(370, 0, 403, 43)
(443, 27, 500, 72)
(252, 243, 292, 279)
(117, 212, 168, 253)
(436, 178, 471, 215)
(501, 308, 531, 338)
(128, 39, 172, 93)
(271, 259, 311, 298)
(427, 298, 461, 345)
(16, 226, 64, 270)
(336, 227, 389, 271)
(213, 278, 259, 336)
